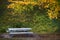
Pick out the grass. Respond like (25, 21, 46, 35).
(0, 37, 37, 40)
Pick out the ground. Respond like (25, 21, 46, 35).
(0, 33, 60, 40)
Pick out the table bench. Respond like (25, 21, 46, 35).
(7, 28, 33, 37)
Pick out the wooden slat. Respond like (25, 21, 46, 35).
(9, 32, 33, 34)
(8, 28, 32, 31)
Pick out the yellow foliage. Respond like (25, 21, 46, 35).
(44, 4, 49, 8)
(7, 1, 38, 8)
(41, 0, 47, 2)
(7, 3, 15, 8)
(8, 0, 12, 2)
(46, 0, 59, 19)
(48, 9, 58, 19)
(49, 0, 56, 3)
(48, 12, 54, 19)
(7, 0, 59, 19)
(47, 7, 58, 19)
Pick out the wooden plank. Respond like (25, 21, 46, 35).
(7, 30, 29, 32)
(8, 28, 32, 31)
(9, 32, 33, 34)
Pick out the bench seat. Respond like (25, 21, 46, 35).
(9, 32, 33, 34)
(7, 28, 33, 37)
(8, 28, 32, 32)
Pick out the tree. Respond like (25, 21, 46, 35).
(0, 0, 59, 33)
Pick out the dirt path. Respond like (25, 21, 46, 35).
(0, 33, 60, 40)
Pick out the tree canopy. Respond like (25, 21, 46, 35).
(0, 0, 60, 34)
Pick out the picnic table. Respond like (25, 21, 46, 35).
(7, 28, 33, 37)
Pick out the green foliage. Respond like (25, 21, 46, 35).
(0, 0, 59, 33)
(6, 3, 58, 34)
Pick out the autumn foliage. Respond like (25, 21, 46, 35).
(0, 0, 60, 33)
